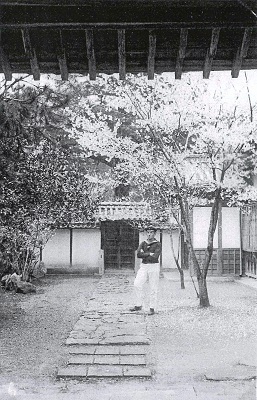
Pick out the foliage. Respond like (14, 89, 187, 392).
(0, 78, 101, 280)
(53, 72, 257, 306)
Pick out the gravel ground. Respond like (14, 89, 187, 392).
(147, 276, 257, 398)
(0, 275, 98, 391)
(0, 273, 256, 400)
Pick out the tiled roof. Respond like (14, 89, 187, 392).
(97, 202, 151, 221)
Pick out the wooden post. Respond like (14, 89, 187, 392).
(217, 204, 223, 275)
(100, 222, 106, 275)
(159, 229, 164, 278)
(117, 222, 121, 269)
(189, 207, 194, 276)
(239, 208, 243, 276)
(70, 228, 73, 268)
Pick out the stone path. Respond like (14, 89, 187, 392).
(57, 272, 152, 379)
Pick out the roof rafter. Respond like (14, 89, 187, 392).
(85, 29, 96, 81)
(0, 1, 256, 80)
(148, 30, 156, 80)
(0, 30, 12, 81)
(21, 28, 40, 80)
(57, 30, 68, 81)
(232, 27, 253, 78)
(118, 29, 126, 80)
(203, 28, 220, 79)
(175, 28, 188, 80)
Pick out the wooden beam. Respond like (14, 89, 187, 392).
(232, 27, 253, 78)
(85, 29, 96, 80)
(0, 21, 255, 30)
(0, 46, 12, 81)
(203, 28, 220, 79)
(175, 28, 188, 79)
(0, 30, 12, 80)
(57, 30, 68, 81)
(148, 30, 156, 80)
(21, 28, 40, 80)
(118, 29, 126, 80)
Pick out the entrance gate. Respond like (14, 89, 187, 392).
(101, 221, 139, 270)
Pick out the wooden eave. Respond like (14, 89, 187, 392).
(0, 0, 256, 81)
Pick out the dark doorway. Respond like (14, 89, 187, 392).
(101, 221, 139, 269)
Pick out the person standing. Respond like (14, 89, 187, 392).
(130, 226, 161, 315)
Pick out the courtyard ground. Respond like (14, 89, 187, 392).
(0, 270, 256, 400)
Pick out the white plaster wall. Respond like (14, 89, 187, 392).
(72, 228, 101, 269)
(162, 230, 180, 269)
(222, 208, 240, 248)
(42, 229, 70, 266)
(193, 207, 218, 248)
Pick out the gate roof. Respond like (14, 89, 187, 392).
(0, 0, 256, 80)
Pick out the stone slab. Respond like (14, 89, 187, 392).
(123, 366, 152, 377)
(120, 346, 148, 355)
(120, 313, 145, 320)
(120, 355, 146, 365)
(106, 329, 146, 336)
(87, 365, 123, 377)
(72, 323, 98, 331)
(100, 336, 150, 345)
(101, 317, 120, 323)
(95, 345, 120, 355)
(57, 366, 88, 379)
(66, 338, 99, 345)
(205, 365, 256, 381)
(69, 332, 92, 339)
(68, 346, 96, 355)
(68, 355, 94, 364)
(80, 314, 102, 320)
(94, 355, 120, 365)
(115, 322, 147, 328)
(205, 371, 256, 381)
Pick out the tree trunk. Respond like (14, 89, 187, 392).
(197, 275, 210, 307)
(177, 195, 222, 307)
(169, 229, 185, 289)
(179, 268, 185, 289)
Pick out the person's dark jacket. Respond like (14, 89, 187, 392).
(137, 239, 161, 264)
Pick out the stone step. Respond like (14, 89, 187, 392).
(57, 275, 153, 381)
(66, 336, 150, 345)
(68, 354, 146, 365)
(57, 365, 152, 379)
(68, 344, 148, 355)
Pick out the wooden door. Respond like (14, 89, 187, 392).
(101, 221, 138, 269)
